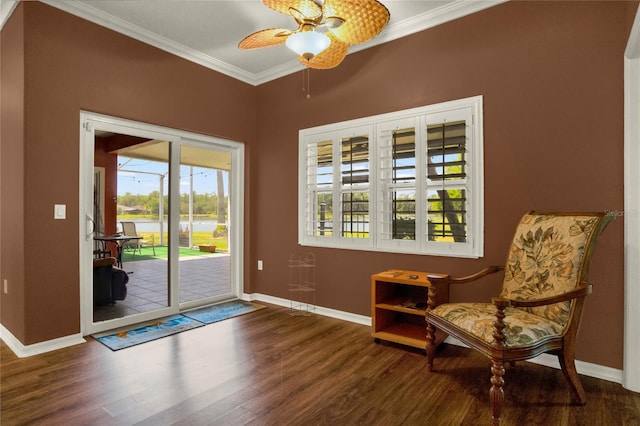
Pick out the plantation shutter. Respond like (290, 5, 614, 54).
(426, 119, 467, 243)
(341, 134, 370, 238)
(305, 139, 333, 237)
(299, 96, 482, 257)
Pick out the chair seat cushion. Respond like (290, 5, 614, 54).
(430, 303, 565, 347)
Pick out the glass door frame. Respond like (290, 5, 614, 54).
(79, 111, 245, 335)
(177, 141, 236, 310)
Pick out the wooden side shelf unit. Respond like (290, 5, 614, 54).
(371, 269, 449, 350)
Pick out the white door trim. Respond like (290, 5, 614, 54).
(624, 6, 640, 393)
(79, 111, 245, 335)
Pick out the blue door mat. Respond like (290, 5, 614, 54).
(182, 300, 265, 324)
(93, 301, 265, 350)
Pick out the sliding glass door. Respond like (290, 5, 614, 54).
(80, 112, 244, 335)
(93, 138, 171, 324)
(178, 145, 233, 308)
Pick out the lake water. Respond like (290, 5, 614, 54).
(120, 219, 222, 233)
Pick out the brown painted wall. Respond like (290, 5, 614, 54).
(0, 2, 256, 344)
(0, 4, 27, 342)
(0, 1, 635, 370)
(253, 1, 636, 369)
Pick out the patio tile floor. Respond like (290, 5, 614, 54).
(93, 253, 231, 323)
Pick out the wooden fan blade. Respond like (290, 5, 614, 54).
(239, 28, 291, 50)
(324, 0, 390, 45)
(262, 0, 322, 20)
(299, 33, 349, 70)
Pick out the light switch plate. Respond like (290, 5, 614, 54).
(54, 204, 66, 219)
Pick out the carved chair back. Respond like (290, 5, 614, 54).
(500, 212, 613, 328)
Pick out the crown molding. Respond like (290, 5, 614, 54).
(252, 58, 306, 86)
(0, 0, 19, 30)
(626, 1, 640, 58)
(40, 0, 259, 85)
(28, 0, 505, 86)
(362, 0, 508, 51)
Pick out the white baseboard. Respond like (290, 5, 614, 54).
(243, 293, 372, 326)
(244, 294, 623, 385)
(0, 323, 86, 358)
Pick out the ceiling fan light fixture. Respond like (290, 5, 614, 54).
(240, 0, 389, 69)
(285, 30, 330, 60)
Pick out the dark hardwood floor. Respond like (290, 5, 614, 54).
(2, 303, 639, 425)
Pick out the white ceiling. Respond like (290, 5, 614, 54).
(2, 0, 505, 85)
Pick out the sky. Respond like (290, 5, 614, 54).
(117, 157, 227, 196)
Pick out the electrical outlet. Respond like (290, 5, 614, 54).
(257, 260, 263, 271)
(3, 279, 7, 294)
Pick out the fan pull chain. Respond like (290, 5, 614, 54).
(303, 68, 311, 100)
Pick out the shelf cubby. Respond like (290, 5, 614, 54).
(371, 270, 449, 350)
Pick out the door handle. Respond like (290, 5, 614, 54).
(86, 214, 95, 240)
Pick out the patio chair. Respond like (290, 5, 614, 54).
(120, 221, 156, 256)
(425, 211, 614, 425)
(92, 230, 112, 259)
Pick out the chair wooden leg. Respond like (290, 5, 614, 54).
(426, 321, 436, 372)
(558, 348, 587, 405)
(490, 360, 505, 425)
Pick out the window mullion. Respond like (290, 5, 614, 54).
(416, 116, 427, 250)
(333, 133, 341, 241)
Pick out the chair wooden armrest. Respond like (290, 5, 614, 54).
(501, 282, 593, 308)
(426, 266, 504, 311)
(428, 266, 504, 285)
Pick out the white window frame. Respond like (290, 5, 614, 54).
(298, 95, 484, 258)
(376, 116, 421, 253)
(299, 125, 375, 251)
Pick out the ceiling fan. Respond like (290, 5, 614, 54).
(239, 0, 390, 69)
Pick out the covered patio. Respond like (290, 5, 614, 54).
(93, 251, 231, 323)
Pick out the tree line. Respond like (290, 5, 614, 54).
(118, 191, 227, 217)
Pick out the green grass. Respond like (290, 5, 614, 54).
(115, 216, 228, 250)
(121, 246, 221, 263)
(138, 232, 228, 251)
(117, 214, 218, 220)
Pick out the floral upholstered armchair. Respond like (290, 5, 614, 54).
(425, 211, 614, 426)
